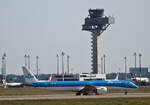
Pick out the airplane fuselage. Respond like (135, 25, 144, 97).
(32, 80, 138, 90)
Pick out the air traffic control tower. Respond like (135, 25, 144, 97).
(82, 9, 115, 74)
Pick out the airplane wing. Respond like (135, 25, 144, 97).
(76, 84, 107, 95)
(78, 84, 97, 94)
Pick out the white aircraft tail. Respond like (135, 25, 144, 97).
(48, 74, 52, 81)
(22, 66, 38, 84)
(114, 73, 119, 80)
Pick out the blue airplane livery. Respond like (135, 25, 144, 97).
(22, 66, 138, 95)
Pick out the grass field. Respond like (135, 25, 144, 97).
(0, 97, 150, 105)
(109, 86, 150, 93)
(0, 86, 150, 96)
(0, 87, 150, 105)
(0, 87, 74, 96)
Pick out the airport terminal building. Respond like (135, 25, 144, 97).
(52, 73, 106, 81)
(129, 67, 150, 76)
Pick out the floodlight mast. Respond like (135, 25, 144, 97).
(82, 9, 114, 74)
(1, 53, 7, 88)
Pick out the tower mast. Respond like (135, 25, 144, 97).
(82, 9, 114, 74)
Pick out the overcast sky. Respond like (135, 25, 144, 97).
(0, 0, 149, 75)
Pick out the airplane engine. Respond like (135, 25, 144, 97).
(96, 87, 107, 94)
(76, 86, 107, 96)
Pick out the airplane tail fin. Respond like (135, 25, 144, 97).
(22, 66, 38, 84)
(130, 73, 136, 78)
(48, 74, 52, 81)
(114, 73, 119, 80)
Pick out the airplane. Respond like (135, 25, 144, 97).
(130, 73, 150, 85)
(1, 79, 24, 88)
(22, 66, 138, 95)
(1, 62, 24, 88)
(1, 71, 23, 88)
(6, 82, 24, 88)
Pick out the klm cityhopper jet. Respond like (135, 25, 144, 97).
(22, 66, 138, 95)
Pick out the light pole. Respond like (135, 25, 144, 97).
(27, 55, 30, 70)
(36, 56, 39, 78)
(124, 56, 127, 80)
(2, 53, 7, 88)
(134, 52, 137, 75)
(101, 57, 103, 74)
(139, 53, 142, 84)
(103, 54, 106, 74)
(61, 52, 65, 81)
(67, 55, 70, 75)
(24, 54, 27, 67)
(56, 54, 59, 75)
(2, 53, 6, 76)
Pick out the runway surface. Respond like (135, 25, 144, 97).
(0, 93, 150, 100)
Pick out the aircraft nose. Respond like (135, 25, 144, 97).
(132, 84, 139, 88)
(129, 81, 139, 88)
